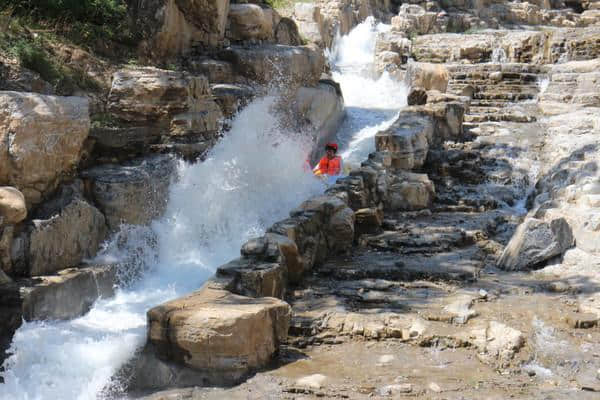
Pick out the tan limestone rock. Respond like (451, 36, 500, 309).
(136, 0, 230, 58)
(227, 4, 275, 41)
(295, 81, 345, 152)
(375, 111, 433, 170)
(0, 92, 89, 205)
(405, 62, 449, 92)
(107, 68, 222, 137)
(0, 187, 27, 225)
(81, 155, 174, 231)
(148, 286, 291, 373)
(28, 195, 107, 277)
(384, 171, 435, 211)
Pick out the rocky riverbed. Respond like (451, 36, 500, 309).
(2, 0, 600, 399)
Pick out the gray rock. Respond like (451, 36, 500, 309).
(375, 111, 433, 170)
(82, 155, 174, 231)
(407, 87, 428, 105)
(19, 264, 116, 320)
(28, 184, 107, 277)
(0, 187, 27, 225)
(216, 257, 287, 299)
(384, 171, 435, 211)
(497, 217, 574, 271)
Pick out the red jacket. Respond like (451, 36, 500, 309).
(315, 155, 342, 176)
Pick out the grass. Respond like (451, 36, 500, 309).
(91, 113, 120, 129)
(265, 0, 313, 11)
(0, 16, 102, 94)
(0, 1, 138, 57)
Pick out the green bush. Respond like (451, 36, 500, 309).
(13, 39, 59, 83)
(1, 0, 127, 24)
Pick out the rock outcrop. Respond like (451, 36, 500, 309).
(0, 187, 27, 225)
(105, 68, 222, 158)
(28, 188, 107, 276)
(219, 44, 325, 87)
(147, 286, 291, 379)
(498, 217, 574, 271)
(82, 155, 174, 231)
(0, 92, 89, 205)
(132, 0, 230, 58)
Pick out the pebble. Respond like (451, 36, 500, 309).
(296, 374, 327, 389)
(378, 354, 395, 364)
(379, 384, 413, 396)
(429, 382, 442, 393)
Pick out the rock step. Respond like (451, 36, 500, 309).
(445, 63, 544, 74)
(464, 113, 536, 123)
(317, 248, 481, 283)
(449, 74, 539, 84)
(448, 81, 539, 90)
(0, 264, 116, 322)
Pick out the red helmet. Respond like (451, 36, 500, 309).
(325, 142, 338, 152)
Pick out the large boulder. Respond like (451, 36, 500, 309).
(293, 3, 330, 47)
(81, 155, 174, 231)
(240, 233, 303, 284)
(383, 171, 435, 211)
(375, 111, 433, 170)
(295, 80, 345, 159)
(7, 264, 115, 321)
(391, 4, 445, 36)
(0, 92, 89, 206)
(147, 286, 291, 377)
(0, 187, 27, 225)
(28, 183, 107, 277)
(107, 68, 222, 139)
(133, 0, 230, 58)
(539, 59, 600, 115)
(216, 257, 287, 299)
(227, 4, 276, 41)
(220, 44, 325, 87)
(497, 217, 575, 271)
(405, 62, 449, 92)
(275, 18, 303, 46)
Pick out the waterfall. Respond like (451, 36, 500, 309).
(491, 47, 508, 63)
(329, 17, 408, 167)
(0, 17, 408, 400)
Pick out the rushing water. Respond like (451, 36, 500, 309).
(329, 18, 408, 167)
(0, 18, 407, 400)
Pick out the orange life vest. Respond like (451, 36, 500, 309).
(316, 155, 342, 176)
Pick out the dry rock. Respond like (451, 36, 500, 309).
(498, 217, 574, 271)
(28, 185, 107, 277)
(0, 187, 27, 225)
(133, 0, 230, 58)
(227, 4, 275, 41)
(0, 92, 89, 205)
(81, 155, 174, 231)
(107, 68, 222, 139)
(147, 286, 291, 375)
(375, 111, 433, 170)
(405, 62, 450, 92)
(383, 172, 435, 211)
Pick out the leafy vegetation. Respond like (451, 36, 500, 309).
(0, 15, 102, 94)
(0, 1, 138, 52)
(265, 0, 313, 11)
